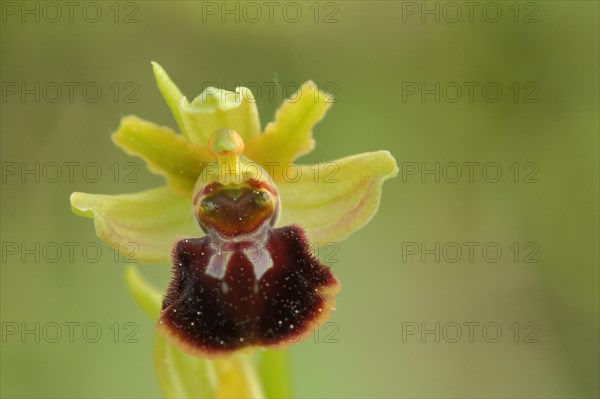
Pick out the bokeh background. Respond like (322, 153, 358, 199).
(1, 1, 598, 398)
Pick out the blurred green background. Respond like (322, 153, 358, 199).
(1, 1, 598, 398)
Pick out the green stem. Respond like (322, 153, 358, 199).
(214, 353, 265, 399)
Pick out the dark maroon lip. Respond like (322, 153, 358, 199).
(160, 225, 340, 356)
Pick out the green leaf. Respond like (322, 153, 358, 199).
(112, 116, 212, 198)
(70, 186, 202, 264)
(181, 86, 262, 146)
(277, 151, 398, 245)
(124, 264, 163, 319)
(245, 81, 332, 168)
(154, 333, 216, 399)
(258, 350, 293, 399)
(151, 61, 189, 136)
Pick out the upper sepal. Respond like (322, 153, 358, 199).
(152, 61, 261, 147)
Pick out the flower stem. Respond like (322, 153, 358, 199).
(213, 353, 265, 399)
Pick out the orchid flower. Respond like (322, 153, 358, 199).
(70, 62, 397, 398)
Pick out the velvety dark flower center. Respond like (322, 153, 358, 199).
(160, 225, 340, 357)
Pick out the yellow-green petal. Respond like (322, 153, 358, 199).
(151, 61, 189, 136)
(70, 187, 202, 264)
(112, 116, 211, 198)
(245, 81, 332, 168)
(277, 151, 398, 244)
(181, 86, 261, 146)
